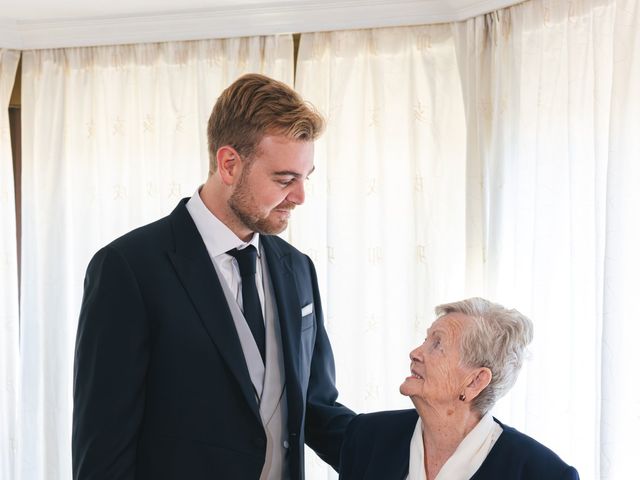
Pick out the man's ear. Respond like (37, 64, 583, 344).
(216, 146, 240, 186)
(464, 367, 492, 402)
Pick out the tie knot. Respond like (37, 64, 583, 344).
(227, 245, 258, 278)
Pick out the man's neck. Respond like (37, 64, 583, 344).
(199, 180, 253, 242)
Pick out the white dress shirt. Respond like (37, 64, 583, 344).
(185, 188, 266, 318)
(407, 411, 503, 480)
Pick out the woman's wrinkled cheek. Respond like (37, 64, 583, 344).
(442, 365, 459, 396)
(423, 362, 458, 402)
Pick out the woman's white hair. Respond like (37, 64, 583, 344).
(435, 297, 534, 415)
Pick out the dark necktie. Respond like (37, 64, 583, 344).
(227, 246, 266, 362)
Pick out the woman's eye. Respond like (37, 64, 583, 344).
(429, 337, 441, 351)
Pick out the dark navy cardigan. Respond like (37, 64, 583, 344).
(339, 409, 579, 480)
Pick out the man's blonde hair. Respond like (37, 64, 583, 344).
(207, 73, 325, 171)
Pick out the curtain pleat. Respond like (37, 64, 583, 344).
(600, 1, 640, 477)
(0, 48, 21, 480)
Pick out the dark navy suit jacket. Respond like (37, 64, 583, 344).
(72, 199, 355, 479)
(339, 409, 579, 480)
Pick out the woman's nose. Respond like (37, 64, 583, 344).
(409, 347, 421, 362)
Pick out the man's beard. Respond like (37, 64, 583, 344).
(229, 170, 294, 235)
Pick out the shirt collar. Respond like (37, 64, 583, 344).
(407, 411, 502, 480)
(186, 187, 260, 258)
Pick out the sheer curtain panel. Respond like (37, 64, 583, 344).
(600, 1, 640, 477)
(19, 36, 293, 480)
(294, 26, 469, 478)
(453, 0, 640, 478)
(0, 47, 20, 480)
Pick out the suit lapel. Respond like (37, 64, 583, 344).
(261, 236, 304, 430)
(166, 200, 261, 423)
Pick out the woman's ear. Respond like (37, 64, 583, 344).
(216, 146, 240, 186)
(464, 367, 492, 402)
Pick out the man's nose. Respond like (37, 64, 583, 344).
(287, 181, 305, 205)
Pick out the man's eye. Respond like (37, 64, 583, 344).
(277, 178, 294, 186)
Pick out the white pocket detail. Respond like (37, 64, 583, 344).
(301, 303, 313, 316)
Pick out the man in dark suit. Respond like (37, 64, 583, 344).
(72, 73, 355, 480)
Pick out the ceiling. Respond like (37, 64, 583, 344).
(0, 0, 522, 50)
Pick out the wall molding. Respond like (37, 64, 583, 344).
(0, 0, 522, 50)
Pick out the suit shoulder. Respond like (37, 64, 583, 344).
(86, 199, 189, 275)
(107, 198, 190, 253)
(108, 215, 172, 252)
(85, 212, 175, 277)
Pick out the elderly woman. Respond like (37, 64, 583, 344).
(339, 298, 579, 480)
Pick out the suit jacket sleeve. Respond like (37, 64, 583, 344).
(563, 466, 580, 480)
(338, 414, 362, 479)
(72, 246, 149, 479)
(339, 410, 417, 480)
(302, 256, 356, 470)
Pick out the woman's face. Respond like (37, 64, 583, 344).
(400, 312, 474, 408)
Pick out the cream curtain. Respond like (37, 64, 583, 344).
(12, 0, 640, 478)
(0, 47, 20, 480)
(296, 0, 640, 479)
(600, 1, 640, 477)
(294, 26, 469, 478)
(19, 37, 293, 480)
(453, 0, 639, 478)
